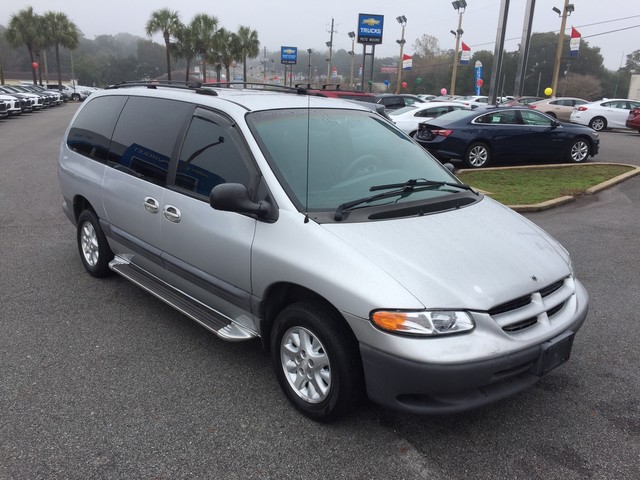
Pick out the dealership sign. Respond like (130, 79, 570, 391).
(280, 46, 297, 64)
(357, 14, 384, 44)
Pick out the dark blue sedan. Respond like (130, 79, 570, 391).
(414, 107, 600, 168)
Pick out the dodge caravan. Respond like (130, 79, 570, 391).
(58, 82, 589, 421)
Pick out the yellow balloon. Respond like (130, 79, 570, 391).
(544, 87, 553, 96)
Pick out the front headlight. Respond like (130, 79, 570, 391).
(370, 310, 474, 336)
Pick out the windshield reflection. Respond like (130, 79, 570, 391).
(247, 108, 458, 211)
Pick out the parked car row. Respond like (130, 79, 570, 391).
(0, 84, 65, 116)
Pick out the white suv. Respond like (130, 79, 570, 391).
(58, 82, 589, 421)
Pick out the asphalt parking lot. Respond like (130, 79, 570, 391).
(1, 103, 639, 479)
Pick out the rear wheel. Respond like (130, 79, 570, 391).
(567, 138, 590, 163)
(464, 142, 490, 168)
(71, 93, 80, 101)
(77, 210, 113, 277)
(589, 116, 606, 131)
(271, 301, 363, 422)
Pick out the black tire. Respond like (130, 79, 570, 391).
(545, 111, 556, 118)
(71, 93, 80, 102)
(271, 301, 364, 422)
(464, 142, 490, 168)
(76, 210, 113, 277)
(566, 138, 590, 163)
(589, 116, 606, 132)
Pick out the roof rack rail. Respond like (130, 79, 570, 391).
(106, 80, 204, 90)
(200, 81, 310, 95)
(106, 80, 311, 96)
(295, 83, 345, 91)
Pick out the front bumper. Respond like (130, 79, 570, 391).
(359, 281, 589, 415)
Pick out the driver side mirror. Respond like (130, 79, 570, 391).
(210, 183, 277, 222)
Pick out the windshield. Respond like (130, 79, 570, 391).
(247, 108, 461, 212)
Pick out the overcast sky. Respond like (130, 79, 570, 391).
(2, 0, 638, 70)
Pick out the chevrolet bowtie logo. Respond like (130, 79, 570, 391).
(362, 18, 381, 26)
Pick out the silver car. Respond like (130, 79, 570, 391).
(58, 83, 589, 421)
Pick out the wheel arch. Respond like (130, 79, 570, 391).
(72, 195, 97, 224)
(258, 282, 359, 355)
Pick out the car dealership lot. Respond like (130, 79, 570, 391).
(1, 104, 639, 479)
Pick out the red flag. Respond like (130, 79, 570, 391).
(460, 42, 471, 64)
(570, 27, 581, 57)
(402, 54, 412, 70)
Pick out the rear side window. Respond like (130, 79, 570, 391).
(108, 97, 192, 185)
(67, 95, 127, 162)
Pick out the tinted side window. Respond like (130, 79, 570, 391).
(520, 110, 554, 126)
(108, 96, 192, 185)
(175, 114, 251, 197)
(67, 95, 127, 162)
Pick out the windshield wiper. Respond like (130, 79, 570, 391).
(370, 178, 477, 194)
(334, 178, 478, 221)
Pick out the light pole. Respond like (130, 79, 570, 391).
(550, 0, 574, 97)
(348, 31, 356, 88)
(450, 0, 467, 96)
(395, 16, 407, 94)
(307, 48, 313, 83)
(326, 17, 335, 83)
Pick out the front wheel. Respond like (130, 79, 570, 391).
(71, 93, 80, 101)
(567, 138, 590, 163)
(77, 210, 113, 277)
(589, 116, 606, 132)
(464, 142, 491, 168)
(271, 302, 364, 422)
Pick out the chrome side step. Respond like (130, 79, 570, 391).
(109, 256, 257, 342)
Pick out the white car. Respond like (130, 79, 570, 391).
(0, 94, 22, 115)
(570, 98, 640, 131)
(456, 95, 489, 107)
(389, 101, 469, 136)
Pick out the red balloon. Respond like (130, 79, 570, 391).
(476, 78, 484, 87)
(32, 62, 39, 69)
(401, 81, 407, 89)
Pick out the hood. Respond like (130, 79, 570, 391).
(323, 197, 571, 311)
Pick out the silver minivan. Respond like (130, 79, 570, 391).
(58, 83, 588, 421)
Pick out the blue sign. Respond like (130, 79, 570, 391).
(475, 61, 483, 96)
(357, 14, 384, 45)
(281, 46, 297, 65)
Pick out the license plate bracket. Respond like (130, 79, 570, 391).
(533, 331, 575, 376)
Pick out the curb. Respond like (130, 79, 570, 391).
(457, 162, 640, 212)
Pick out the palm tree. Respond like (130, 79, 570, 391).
(42, 11, 79, 90)
(173, 22, 196, 82)
(145, 8, 181, 81)
(6, 6, 44, 84)
(189, 14, 218, 82)
(212, 28, 239, 84)
(235, 26, 260, 84)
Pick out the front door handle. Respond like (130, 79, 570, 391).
(143, 196, 159, 214)
(163, 205, 181, 223)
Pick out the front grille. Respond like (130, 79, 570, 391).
(540, 279, 564, 297)
(488, 277, 573, 333)
(502, 317, 538, 332)
(488, 295, 531, 316)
